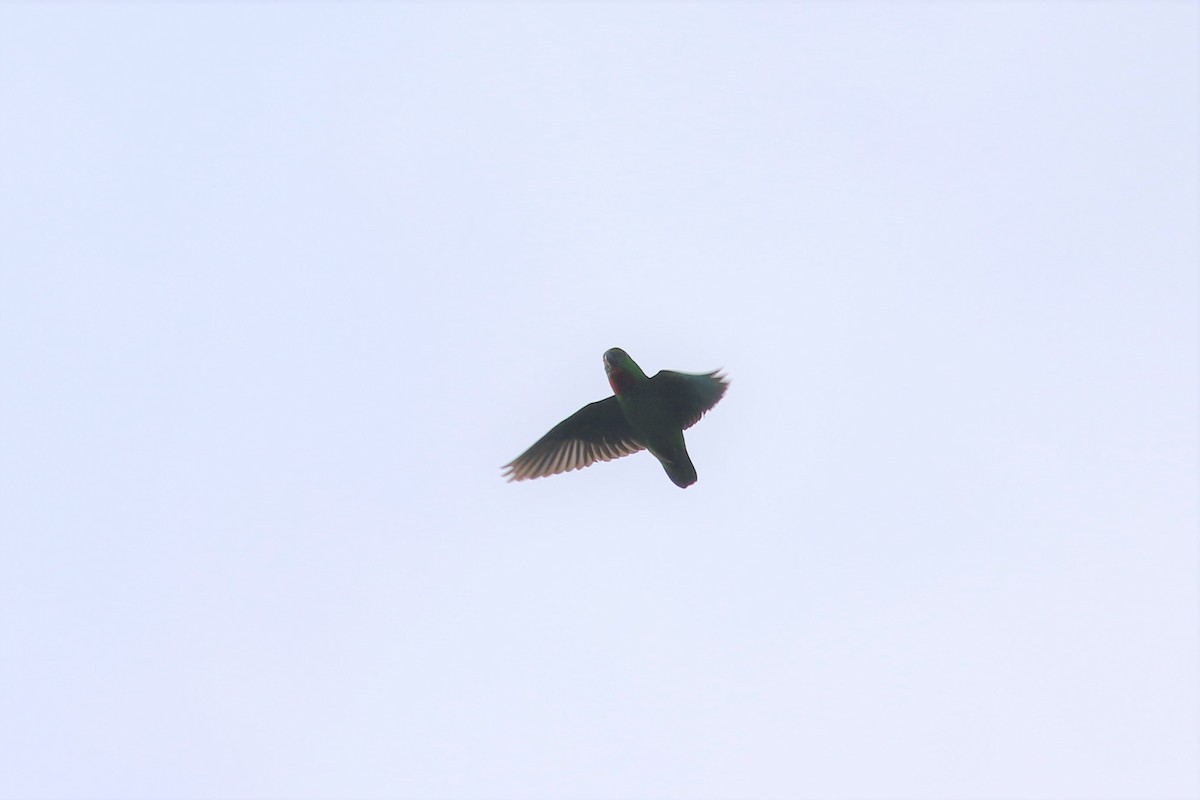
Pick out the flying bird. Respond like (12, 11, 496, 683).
(502, 348, 728, 488)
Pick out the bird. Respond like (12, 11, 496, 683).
(502, 348, 728, 488)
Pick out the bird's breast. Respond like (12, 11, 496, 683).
(607, 369, 638, 397)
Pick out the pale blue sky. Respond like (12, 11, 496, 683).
(1, 4, 1197, 799)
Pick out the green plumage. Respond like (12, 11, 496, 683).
(503, 348, 728, 488)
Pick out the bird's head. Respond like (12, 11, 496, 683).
(603, 348, 646, 396)
(603, 348, 630, 373)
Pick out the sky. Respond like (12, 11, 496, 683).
(1, 3, 1197, 799)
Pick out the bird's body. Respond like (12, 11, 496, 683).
(502, 348, 728, 488)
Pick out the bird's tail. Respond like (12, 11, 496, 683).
(661, 448, 698, 489)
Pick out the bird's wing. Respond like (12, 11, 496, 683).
(650, 370, 729, 430)
(502, 396, 645, 482)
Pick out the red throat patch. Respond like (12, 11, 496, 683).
(608, 369, 636, 396)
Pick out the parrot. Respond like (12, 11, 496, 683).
(502, 348, 728, 488)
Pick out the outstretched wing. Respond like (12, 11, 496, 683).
(649, 370, 729, 430)
(502, 396, 645, 482)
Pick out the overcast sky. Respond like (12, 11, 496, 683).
(1, 4, 1197, 799)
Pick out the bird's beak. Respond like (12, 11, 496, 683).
(603, 348, 625, 375)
